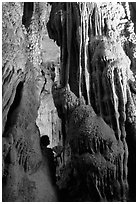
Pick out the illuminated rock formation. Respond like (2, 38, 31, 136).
(2, 2, 136, 202)
(49, 2, 136, 201)
(2, 2, 58, 201)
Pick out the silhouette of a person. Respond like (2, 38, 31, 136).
(40, 135, 56, 184)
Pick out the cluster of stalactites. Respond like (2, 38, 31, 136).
(78, 3, 102, 103)
(47, 2, 134, 96)
(77, 2, 133, 103)
(48, 3, 135, 201)
(89, 38, 133, 200)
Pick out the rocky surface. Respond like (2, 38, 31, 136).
(2, 2, 136, 202)
(2, 2, 58, 201)
(49, 2, 136, 201)
(35, 18, 62, 147)
(2, 2, 26, 134)
(36, 60, 63, 148)
(52, 85, 127, 201)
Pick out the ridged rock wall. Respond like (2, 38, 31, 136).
(48, 2, 136, 201)
(2, 2, 58, 201)
(2, 2, 26, 134)
(2, 2, 136, 202)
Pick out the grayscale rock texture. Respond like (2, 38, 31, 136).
(2, 2, 136, 202)
(2, 2, 58, 201)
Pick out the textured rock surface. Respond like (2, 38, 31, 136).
(49, 2, 136, 201)
(2, 2, 26, 134)
(2, 2, 136, 202)
(2, 2, 58, 201)
(52, 85, 127, 201)
(36, 60, 63, 148)
(35, 2, 62, 148)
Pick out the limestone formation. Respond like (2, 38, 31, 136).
(52, 84, 127, 201)
(2, 2, 136, 202)
(2, 2, 58, 201)
(49, 2, 136, 201)
(36, 60, 62, 148)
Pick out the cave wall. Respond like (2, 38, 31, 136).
(2, 2, 58, 201)
(2, 2, 136, 202)
(36, 31, 62, 148)
(48, 2, 136, 202)
(36, 61, 63, 148)
(2, 2, 26, 134)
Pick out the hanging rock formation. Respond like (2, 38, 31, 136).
(2, 2, 136, 202)
(49, 2, 136, 201)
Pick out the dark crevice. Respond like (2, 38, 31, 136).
(125, 121, 136, 201)
(4, 81, 24, 135)
(22, 2, 34, 29)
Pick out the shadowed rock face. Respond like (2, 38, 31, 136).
(129, 2, 136, 32)
(52, 85, 127, 201)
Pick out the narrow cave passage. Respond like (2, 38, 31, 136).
(2, 2, 136, 202)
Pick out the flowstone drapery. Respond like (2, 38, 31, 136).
(2, 2, 136, 202)
(49, 2, 136, 201)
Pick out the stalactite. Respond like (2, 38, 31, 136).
(78, 3, 82, 99)
(48, 2, 135, 201)
(110, 66, 121, 140)
(83, 3, 90, 104)
(78, 3, 97, 104)
(60, 10, 66, 87)
(89, 37, 134, 199)
(66, 3, 72, 87)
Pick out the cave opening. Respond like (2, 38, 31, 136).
(4, 81, 24, 135)
(22, 2, 34, 29)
